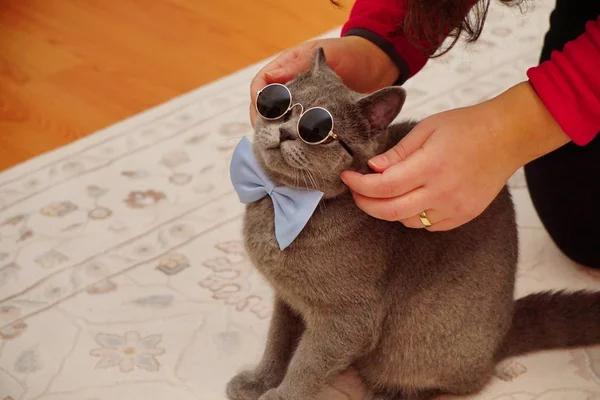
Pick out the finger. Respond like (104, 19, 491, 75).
(341, 151, 427, 199)
(250, 103, 257, 127)
(249, 45, 316, 102)
(368, 121, 435, 172)
(351, 189, 429, 222)
(399, 209, 442, 229)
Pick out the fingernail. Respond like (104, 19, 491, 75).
(368, 155, 388, 170)
(265, 68, 284, 79)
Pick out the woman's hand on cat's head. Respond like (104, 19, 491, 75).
(249, 37, 400, 126)
(341, 82, 570, 231)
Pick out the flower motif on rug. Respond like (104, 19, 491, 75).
(0, 263, 20, 288)
(494, 359, 528, 381)
(0, 305, 21, 320)
(160, 149, 190, 169)
(61, 160, 85, 174)
(169, 223, 195, 239)
(14, 348, 43, 373)
(121, 170, 150, 179)
(124, 190, 166, 209)
(35, 250, 69, 269)
(16, 229, 33, 243)
(90, 331, 165, 373)
(200, 241, 272, 320)
(570, 348, 600, 384)
(218, 122, 251, 138)
(88, 206, 113, 220)
(1, 214, 27, 226)
(86, 279, 118, 295)
(156, 252, 190, 276)
(44, 284, 66, 300)
(0, 321, 27, 340)
(168, 172, 192, 186)
(40, 201, 78, 217)
(86, 184, 108, 198)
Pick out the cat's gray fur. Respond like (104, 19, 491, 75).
(226, 48, 600, 400)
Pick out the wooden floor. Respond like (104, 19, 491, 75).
(0, 0, 350, 171)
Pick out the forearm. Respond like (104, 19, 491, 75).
(527, 16, 600, 146)
(340, 0, 477, 83)
(341, 0, 428, 83)
(485, 82, 570, 170)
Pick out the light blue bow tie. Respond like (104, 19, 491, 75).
(230, 137, 324, 250)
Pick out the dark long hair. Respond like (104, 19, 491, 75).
(333, 0, 526, 56)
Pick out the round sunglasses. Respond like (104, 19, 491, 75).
(255, 83, 353, 155)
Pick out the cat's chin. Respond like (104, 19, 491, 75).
(255, 147, 305, 188)
(255, 144, 348, 197)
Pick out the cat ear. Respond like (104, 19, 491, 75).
(358, 87, 406, 131)
(311, 47, 329, 73)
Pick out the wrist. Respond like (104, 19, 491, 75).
(483, 81, 571, 169)
(342, 36, 400, 91)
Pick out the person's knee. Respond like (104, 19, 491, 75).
(545, 226, 600, 270)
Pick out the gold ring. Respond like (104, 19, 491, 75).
(419, 211, 433, 227)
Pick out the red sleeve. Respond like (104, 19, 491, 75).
(340, 0, 431, 83)
(340, 0, 475, 84)
(527, 16, 600, 146)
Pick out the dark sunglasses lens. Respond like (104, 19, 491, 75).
(298, 108, 333, 143)
(256, 85, 292, 119)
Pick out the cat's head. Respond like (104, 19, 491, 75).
(253, 48, 406, 198)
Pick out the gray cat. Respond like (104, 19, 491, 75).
(226, 48, 600, 400)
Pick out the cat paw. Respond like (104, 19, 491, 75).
(226, 370, 270, 400)
(258, 389, 285, 400)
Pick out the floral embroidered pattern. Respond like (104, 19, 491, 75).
(86, 185, 108, 198)
(160, 149, 190, 169)
(156, 253, 190, 275)
(218, 122, 251, 137)
(86, 279, 118, 295)
(200, 242, 271, 320)
(40, 201, 78, 217)
(0, 322, 27, 340)
(168, 173, 192, 186)
(90, 331, 165, 373)
(1, 214, 26, 226)
(61, 160, 85, 174)
(16, 229, 33, 243)
(35, 250, 69, 269)
(14, 348, 43, 373)
(169, 223, 195, 239)
(88, 207, 113, 220)
(0, 305, 21, 319)
(0, 263, 20, 287)
(571, 348, 600, 384)
(121, 170, 150, 179)
(124, 190, 166, 208)
(494, 360, 528, 381)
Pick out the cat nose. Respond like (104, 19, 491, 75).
(279, 125, 296, 142)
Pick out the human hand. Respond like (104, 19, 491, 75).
(249, 36, 400, 126)
(341, 82, 570, 231)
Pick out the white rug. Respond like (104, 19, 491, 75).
(2, 1, 600, 399)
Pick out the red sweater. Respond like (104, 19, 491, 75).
(341, 1, 600, 145)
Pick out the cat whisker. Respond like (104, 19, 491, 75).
(306, 170, 326, 213)
(294, 168, 300, 189)
(309, 174, 316, 191)
(300, 170, 310, 192)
